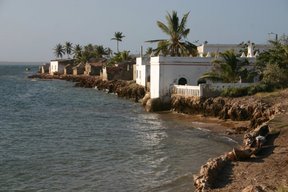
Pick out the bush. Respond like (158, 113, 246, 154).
(262, 63, 288, 87)
(247, 83, 274, 95)
(221, 87, 248, 97)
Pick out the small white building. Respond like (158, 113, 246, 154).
(49, 59, 74, 75)
(149, 56, 213, 98)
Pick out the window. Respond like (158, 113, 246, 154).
(178, 77, 187, 85)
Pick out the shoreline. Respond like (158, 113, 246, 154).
(29, 73, 288, 191)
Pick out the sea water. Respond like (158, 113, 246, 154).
(0, 64, 236, 192)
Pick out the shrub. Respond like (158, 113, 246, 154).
(247, 83, 274, 95)
(221, 87, 248, 97)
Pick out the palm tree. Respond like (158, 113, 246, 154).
(94, 45, 109, 58)
(54, 43, 65, 59)
(64, 41, 73, 58)
(73, 44, 82, 61)
(111, 32, 125, 53)
(145, 47, 154, 56)
(147, 11, 197, 57)
(199, 50, 251, 83)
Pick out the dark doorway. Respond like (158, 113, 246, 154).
(178, 77, 187, 85)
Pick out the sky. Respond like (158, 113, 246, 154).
(0, 0, 287, 62)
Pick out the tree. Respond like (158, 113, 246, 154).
(256, 36, 288, 71)
(94, 45, 109, 58)
(199, 50, 251, 83)
(262, 63, 288, 86)
(146, 11, 197, 57)
(72, 44, 83, 63)
(54, 43, 65, 59)
(64, 41, 73, 58)
(145, 47, 154, 56)
(256, 35, 288, 87)
(111, 32, 125, 53)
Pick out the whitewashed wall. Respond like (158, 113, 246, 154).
(150, 56, 213, 98)
(136, 57, 150, 87)
(49, 60, 66, 75)
(50, 61, 58, 75)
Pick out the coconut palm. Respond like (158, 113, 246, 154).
(64, 41, 73, 58)
(111, 32, 125, 53)
(147, 11, 197, 57)
(94, 45, 109, 58)
(145, 47, 154, 56)
(200, 50, 250, 83)
(54, 43, 65, 59)
(73, 44, 82, 61)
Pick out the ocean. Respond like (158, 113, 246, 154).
(0, 64, 236, 192)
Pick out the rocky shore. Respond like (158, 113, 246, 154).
(170, 93, 288, 191)
(28, 74, 146, 102)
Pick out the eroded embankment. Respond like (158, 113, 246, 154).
(170, 94, 287, 191)
(171, 95, 281, 130)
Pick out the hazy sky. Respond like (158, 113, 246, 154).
(0, 0, 287, 62)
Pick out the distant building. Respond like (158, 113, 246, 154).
(49, 59, 74, 75)
(64, 64, 73, 75)
(197, 42, 268, 58)
(40, 63, 50, 74)
(102, 61, 134, 81)
(84, 59, 106, 76)
(72, 63, 85, 75)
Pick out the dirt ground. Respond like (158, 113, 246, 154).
(210, 114, 288, 191)
(208, 90, 288, 192)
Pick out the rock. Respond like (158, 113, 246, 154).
(193, 155, 230, 191)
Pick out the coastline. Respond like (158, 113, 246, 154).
(29, 73, 288, 191)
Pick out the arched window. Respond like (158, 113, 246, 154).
(178, 77, 187, 85)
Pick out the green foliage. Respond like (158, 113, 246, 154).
(147, 11, 197, 57)
(256, 35, 288, 71)
(145, 47, 153, 56)
(111, 32, 125, 53)
(246, 83, 273, 95)
(221, 87, 248, 97)
(107, 51, 133, 66)
(53, 43, 65, 59)
(262, 63, 288, 87)
(221, 83, 274, 97)
(64, 41, 73, 58)
(200, 50, 253, 83)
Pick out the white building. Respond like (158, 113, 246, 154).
(197, 42, 269, 58)
(50, 59, 74, 75)
(148, 56, 213, 98)
(136, 43, 269, 99)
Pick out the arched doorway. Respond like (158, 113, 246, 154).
(178, 77, 187, 85)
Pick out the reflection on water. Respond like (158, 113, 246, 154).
(0, 65, 237, 192)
